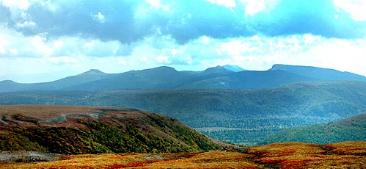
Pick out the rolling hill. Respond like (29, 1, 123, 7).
(1, 64, 366, 92)
(0, 105, 219, 154)
(263, 112, 366, 144)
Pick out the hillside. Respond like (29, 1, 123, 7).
(0, 106, 219, 154)
(1, 81, 366, 145)
(264, 113, 366, 144)
(1, 64, 366, 92)
(2, 142, 366, 168)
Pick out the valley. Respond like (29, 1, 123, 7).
(1, 81, 366, 145)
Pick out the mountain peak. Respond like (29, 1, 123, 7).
(222, 65, 245, 72)
(204, 66, 228, 73)
(82, 69, 105, 75)
(146, 66, 177, 72)
(156, 66, 176, 70)
(205, 65, 244, 73)
(0, 80, 16, 84)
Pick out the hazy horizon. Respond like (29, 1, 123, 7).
(1, 0, 366, 82)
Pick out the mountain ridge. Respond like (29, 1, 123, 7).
(1, 64, 365, 92)
(270, 64, 366, 81)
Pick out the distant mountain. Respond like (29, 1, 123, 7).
(222, 65, 245, 72)
(68, 66, 194, 90)
(203, 65, 244, 74)
(69, 66, 246, 91)
(1, 81, 366, 144)
(1, 64, 365, 92)
(0, 105, 219, 154)
(0, 80, 26, 92)
(42, 69, 111, 89)
(180, 70, 311, 89)
(264, 113, 366, 144)
(203, 66, 232, 74)
(270, 64, 366, 82)
(0, 66, 234, 92)
(0, 69, 111, 92)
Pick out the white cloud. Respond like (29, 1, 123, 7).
(145, 0, 170, 11)
(92, 12, 106, 23)
(202, 35, 366, 76)
(145, 0, 161, 8)
(0, 26, 130, 59)
(0, 0, 31, 10)
(15, 20, 36, 29)
(239, 0, 279, 16)
(207, 0, 236, 8)
(0, 27, 47, 57)
(1, 25, 366, 82)
(333, 0, 366, 21)
(0, 0, 56, 11)
(0, 35, 5, 54)
(206, 0, 278, 15)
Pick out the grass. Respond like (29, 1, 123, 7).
(1, 141, 365, 169)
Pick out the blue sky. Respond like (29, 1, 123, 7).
(0, 0, 366, 82)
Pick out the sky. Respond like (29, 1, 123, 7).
(0, 0, 366, 82)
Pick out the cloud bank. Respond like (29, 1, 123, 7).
(0, 0, 365, 82)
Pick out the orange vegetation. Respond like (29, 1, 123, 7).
(248, 142, 366, 169)
(1, 142, 365, 169)
(0, 152, 258, 169)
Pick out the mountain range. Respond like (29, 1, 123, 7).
(1, 64, 366, 92)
